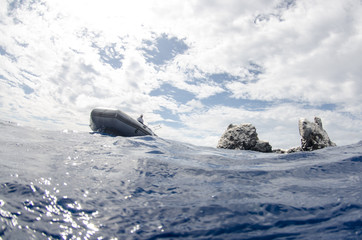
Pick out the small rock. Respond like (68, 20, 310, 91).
(273, 147, 302, 154)
(254, 140, 273, 153)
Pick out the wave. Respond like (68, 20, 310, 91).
(0, 121, 361, 239)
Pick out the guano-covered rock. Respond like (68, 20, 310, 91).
(217, 123, 272, 152)
(299, 117, 336, 151)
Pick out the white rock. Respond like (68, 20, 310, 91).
(298, 117, 336, 151)
(217, 123, 272, 152)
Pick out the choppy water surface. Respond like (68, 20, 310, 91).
(0, 121, 361, 239)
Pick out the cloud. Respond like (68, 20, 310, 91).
(220, 0, 362, 106)
(0, 0, 361, 149)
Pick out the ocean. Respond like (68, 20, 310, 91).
(0, 120, 361, 239)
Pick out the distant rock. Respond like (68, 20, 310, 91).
(273, 147, 302, 154)
(217, 123, 272, 152)
(217, 117, 336, 154)
(298, 117, 336, 151)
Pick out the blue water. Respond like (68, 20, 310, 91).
(0, 121, 361, 239)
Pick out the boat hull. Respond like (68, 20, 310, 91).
(90, 108, 155, 137)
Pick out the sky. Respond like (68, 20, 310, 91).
(1, 0, 361, 149)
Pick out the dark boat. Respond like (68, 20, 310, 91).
(90, 108, 156, 137)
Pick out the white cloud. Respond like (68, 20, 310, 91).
(221, 0, 362, 106)
(1, 0, 361, 149)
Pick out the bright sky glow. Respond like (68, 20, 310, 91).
(1, 0, 361, 149)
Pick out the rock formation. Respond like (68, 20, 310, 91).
(217, 117, 336, 153)
(298, 117, 336, 151)
(217, 123, 272, 152)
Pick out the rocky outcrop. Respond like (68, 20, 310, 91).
(217, 117, 336, 154)
(217, 123, 272, 152)
(298, 117, 336, 151)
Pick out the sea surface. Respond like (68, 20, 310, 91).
(0, 121, 361, 239)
